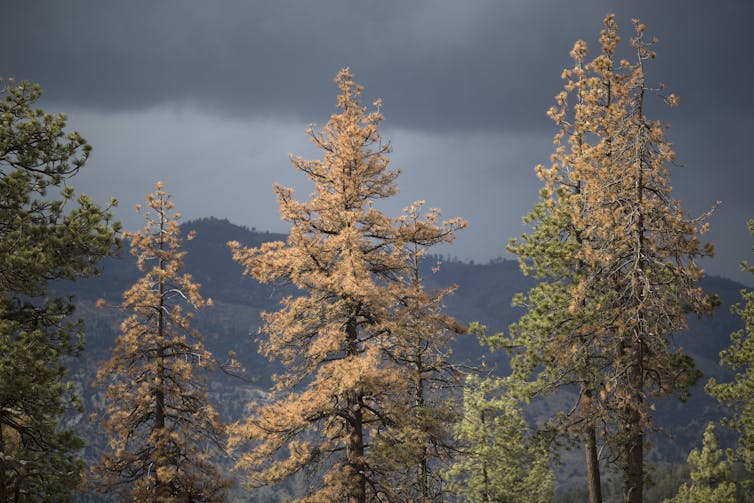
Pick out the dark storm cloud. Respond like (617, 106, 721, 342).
(5, 0, 557, 130)
(5, 0, 750, 132)
(2, 0, 753, 282)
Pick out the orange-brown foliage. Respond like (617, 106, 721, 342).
(229, 69, 465, 502)
(95, 183, 230, 502)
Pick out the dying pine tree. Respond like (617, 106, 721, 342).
(500, 15, 715, 503)
(370, 203, 464, 501)
(500, 19, 623, 503)
(95, 182, 230, 502)
(229, 69, 464, 503)
(569, 18, 716, 502)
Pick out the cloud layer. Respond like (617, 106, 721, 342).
(2, 0, 752, 281)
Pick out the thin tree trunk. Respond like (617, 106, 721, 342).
(575, 166, 602, 503)
(154, 213, 167, 503)
(584, 422, 602, 503)
(416, 355, 429, 501)
(345, 319, 366, 503)
(154, 383, 166, 503)
(621, 346, 644, 503)
(622, 81, 646, 503)
(345, 391, 366, 503)
(622, 405, 643, 503)
(410, 248, 431, 502)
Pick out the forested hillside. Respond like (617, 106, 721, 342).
(54, 217, 744, 500)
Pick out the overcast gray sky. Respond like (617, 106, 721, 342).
(2, 1, 753, 283)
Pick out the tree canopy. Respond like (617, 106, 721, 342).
(0, 79, 119, 501)
(494, 16, 716, 503)
(708, 220, 754, 482)
(95, 183, 229, 502)
(229, 68, 465, 503)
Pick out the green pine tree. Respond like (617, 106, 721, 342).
(0, 79, 119, 501)
(664, 423, 737, 503)
(708, 220, 754, 484)
(446, 374, 554, 503)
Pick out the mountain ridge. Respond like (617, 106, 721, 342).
(59, 216, 747, 500)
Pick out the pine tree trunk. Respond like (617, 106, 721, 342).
(622, 85, 645, 503)
(345, 320, 366, 503)
(154, 340, 167, 502)
(419, 447, 429, 502)
(154, 384, 166, 503)
(584, 423, 602, 503)
(622, 346, 644, 503)
(416, 354, 429, 502)
(577, 185, 601, 503)
(345, 391, 366, 503)
(622, 419, 643, 503)
(154, 221, 167, 503)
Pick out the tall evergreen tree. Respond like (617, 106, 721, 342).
(664, 423, 737, 503)
(95, 183, 229, 502)
(571, 18, 715, 502)
(500, 16, 715, 503)
(370, 214, 463, 501)
(445, 374, 553, 503)
(0, 79, 119, 501)
(503, 72, 606, 500)
(708, 220, 754, 481)
(229, 69, 464, 503)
